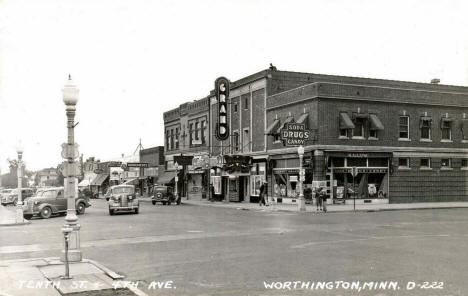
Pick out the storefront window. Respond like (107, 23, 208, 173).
(251, 175, 265, 196)
(332, 158, 345, 167)
(368, 158, 388, 167)
(273, 174, 288, 198)
(211, 176, 222, 194)
(347, 158, 367, 167)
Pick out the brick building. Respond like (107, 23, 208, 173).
(163, 97, 210, 200)
(166, 67, 468, 204)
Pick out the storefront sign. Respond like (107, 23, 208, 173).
(127, 162, 149, 168)
(333, 168, 388, 174)
(144, 167, 159, 177)
(280, 123, 310, 146)
(110, 167, 123, 181)
(192, 155, 210, 169)
(224, 155, 251, 173)
(347, 153, 368, 158)
(174, 155, 194, 166)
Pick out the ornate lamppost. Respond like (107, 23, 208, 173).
(60, 75, 82, 262)
(297, 145, 306, 211)
(15, 142, 25, 223)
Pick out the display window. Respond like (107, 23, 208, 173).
(251, 175, 265, 196)
(273, 172, 300, 198)
(211, 176, 222, 195)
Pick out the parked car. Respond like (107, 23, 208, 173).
(22, 187, 90, 219)
(1, 188, 34, 206)
(151, 185, 181, 205)
(0, 189, 13, 205)
(107, 185, 139, 215)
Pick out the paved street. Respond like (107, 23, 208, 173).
(1, 200, 468, 295)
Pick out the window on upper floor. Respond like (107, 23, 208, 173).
(189, 124, 193, 147)
(244, 97, 249, 110)
(166, 131, 170, 150)
(441, 158, 452, 168)
(462, 119, 468, 141)
(420, 117, 432, 140)
(201, 121, 206, 144)
(234, 103, 238, 113)
(175, 128, 179, 149)
(195, 122, 199, 141)
(399, 116, 409, 139)
(420, 158, 431, 169)
(461, 159, 468, 168)
(398, 158, 409, 168)
(233, 131, 239, 152)
(441, 119, 453, 141)
(352, 117, 366, 138)
(339, 112, 354, 139)
(170, 129, 174, 150)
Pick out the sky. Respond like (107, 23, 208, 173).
(1, 0, 468, 173)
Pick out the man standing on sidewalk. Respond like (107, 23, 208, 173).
(259, 182, 266, 206)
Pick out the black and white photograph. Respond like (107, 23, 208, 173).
(1, 1, 468, 295)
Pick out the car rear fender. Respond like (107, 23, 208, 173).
(37, 203, 57, 213)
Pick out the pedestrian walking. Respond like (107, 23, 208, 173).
(209, 183, 215, 202)
(259, 182, 266, 206)
(320, 188, 328, 213)
(315, 187, 323, 211)
(264, 181, 269, 206)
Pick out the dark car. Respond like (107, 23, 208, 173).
(1, 188, 34, 206)
(107, 185, 139, 215)
(22, 187, 90, 219)
(151, 185, 181, 205)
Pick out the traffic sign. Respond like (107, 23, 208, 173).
(351, 166, 358, 177)
(61, 143, 80, 160)
(299, 176, 305, 182)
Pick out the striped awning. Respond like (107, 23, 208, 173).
(296, 113, 309, 125)
(369, 114, 384, 130)
(339, 113, 355, 129)
(265, 119, 280, 135)
(90, 174, 108, 186)
(277, 116, 294, 134)
(156, 171, 177, 184)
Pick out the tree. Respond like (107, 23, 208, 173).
(2, 159, 27, 188)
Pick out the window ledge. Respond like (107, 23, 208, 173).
(351, 136, 365, 140)
(420, 139, 432, 142)
(440, 167, 453, 170)
(462, 140, 468, 143)
(398, 167, 411, 170)
(461, 167, 468, 170)
(420, 167, 432, 170)
(368, 137, 378, 141)
(398, 138, 411, 142)
(441, 140, 453, 143)
(338, 136, 349, 140)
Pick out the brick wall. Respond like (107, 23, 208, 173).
(252, 88, 266, 152)
(319, 98, 468, 148)
(390, 157, 468, 203)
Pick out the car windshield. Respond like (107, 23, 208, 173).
(154, 186, 167, 192)
(113, 187, 134, 194)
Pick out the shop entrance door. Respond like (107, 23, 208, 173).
(238, 177, 245, 202)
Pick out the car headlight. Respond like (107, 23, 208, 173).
(34, 201, 39, 205)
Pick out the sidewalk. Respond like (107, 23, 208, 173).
(0, 257, 146, 296)
(181, 199, 468, 213)
(0, 205, 30, 226)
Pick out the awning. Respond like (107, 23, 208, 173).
(78, 179, 90, 187)
(419, 116, 432, 128)
(277, 116, 294, 134)
(354, 113, 368, 119)
(461, 119, 468, 131)
(123, 178, 139, 185)
(339, 113, 355, 129)
(440, 117, 454, 128)
(90, 174, 108, 186)
(369, 114, 384, 130)
(265, 119, 280, 135)
(156, 171, 176, 184)
(296, 113, 309, 126)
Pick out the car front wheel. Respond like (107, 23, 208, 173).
(76, 202, 86, 215)
(109, 208, 114, 215)
(40, 207, 52, 219)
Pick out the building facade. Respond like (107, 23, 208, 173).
(163, 97, 210, 200)
(166, 67, 468, 204)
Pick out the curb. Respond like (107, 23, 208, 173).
(0, 220, 31, 226)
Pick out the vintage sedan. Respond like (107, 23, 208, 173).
(22, 187, 90, 219)
(1, 188, 34, 206)
(151, 185, 181, 205)
(107, 185, 139, 215)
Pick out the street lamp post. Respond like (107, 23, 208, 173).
(15, 142, 25, 223)
(297, 145, 306, 212)
(60, 75, 82, 263)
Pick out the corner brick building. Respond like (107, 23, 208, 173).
(165, 67, 468, 204)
